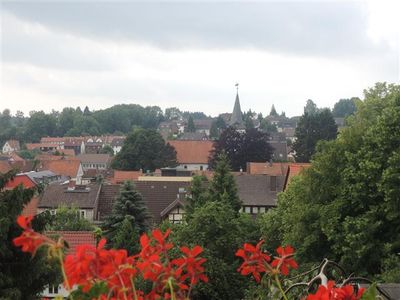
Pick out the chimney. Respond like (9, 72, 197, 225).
(67, 180, 76, 190)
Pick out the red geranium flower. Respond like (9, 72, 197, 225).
(236, 240, 271, 282)
(13, 215, 53, 256)
(307, 281, 365, 300)
(271, 245, 298, 276)
(173, 245, 208, 285)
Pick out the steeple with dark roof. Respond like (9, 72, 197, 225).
(230, 85, 244, 126)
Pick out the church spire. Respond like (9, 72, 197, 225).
(230, 83, 243, 126)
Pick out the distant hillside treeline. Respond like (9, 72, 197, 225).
(0, 104, 208, 144)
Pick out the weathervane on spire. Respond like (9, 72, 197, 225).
(235, 83, 239, 93)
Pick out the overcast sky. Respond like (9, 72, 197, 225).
(1, 0, 399, 117)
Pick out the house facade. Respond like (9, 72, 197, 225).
(78, 154, 111, 171)
(2, 140, 20, 154)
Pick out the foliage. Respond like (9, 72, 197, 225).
(173, 202, 259, 300)
(18, 149, 40, 160)
(261, 83, 400, 278)
(112, 128, 178, 171)
(259, 119, 278, 133)
(208, 152, 242, 212)
(304, 99, 319, 115)
(46, 205, 94, 231)
(209, 127, 273, 171)
(25, 111, 58, 142)
(332, 98, 359, 118)
(185, 175, 209, 217)
(99, 144, 114, 156)
(210, 116, 227, 139)
(186, 116, 196, 132)
(14, 220, 208, 300)
(111, 216, 141, 255)
(0, 171, 59, 299)
(293, 108, 337, 162)
(243, 110, 256, 130)
(103, 180, 151, 251)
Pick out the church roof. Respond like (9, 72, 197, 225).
(229, 92, 244, 126)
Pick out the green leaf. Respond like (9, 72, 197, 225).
(360, 283, 377, 300)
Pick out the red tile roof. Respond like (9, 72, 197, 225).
(246, 162, 289, 176)
(111, 170, 142, 184)
(46, 231, 96, 255)
(9, 152, 24, 162)
(283, 163, 312, 190)
(0, 161, 12, 174)
(38, 159, 81, 178)
(167, 140, 214, 164)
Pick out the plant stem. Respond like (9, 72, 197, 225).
(168, 278, 176, 300)
(57, 248, 73, 300)
(274, 273, 288, 300)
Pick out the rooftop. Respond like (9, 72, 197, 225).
(167, 140, 214, 164)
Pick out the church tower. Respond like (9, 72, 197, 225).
(229, 83, 244, 127)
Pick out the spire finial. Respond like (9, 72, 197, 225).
(235, 82, 239, 93)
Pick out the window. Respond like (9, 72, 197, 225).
(259, 207, 266, 213)
(200, 166, 203, 171)
(168, 207, 185, 224)
(252, 207, 259, 214)
(245, 206, 251, 213)
(78, 210, 86, 219)
(270, 176, 277, 191)
(50, 209, 56, 215)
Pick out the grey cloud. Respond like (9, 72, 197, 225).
(1, 1, 385, 58)
(1, 11, 114, 71)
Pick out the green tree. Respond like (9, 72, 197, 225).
(185, 175, 209, 216)
(173, 202, 259, 299)
(103, 181, 151, 250)
(209, 127, 273, 171)
(332, 98, 359, 118)
(261, 82, 400, 278)
(112, 129, 177, 171)
(186, 116, 196, 132)
(292, 108, 337, 162)
(99, 144, 114, 156)
(46, 205, 94, 231)
(208, 152, 242, 212)
(243, 110, 255, 130)
(304, 99, 318, 115)
(0, 171, 59, 299)
(111, 216, 140, 255)
(260, 119, 278, 133)
(24, 111, 57, 142)
(165, 107, 182, 120)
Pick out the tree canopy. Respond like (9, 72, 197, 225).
(103, 180, 151, 253)
(112, 129, 178, 171)
(46, 205, 94, 231)
(260, 82, 400, 279)
(186, 116, 196, 132)
(0, 171, 59, 299)
(332, 97, 359, 118)
(209, 127, 273, 171)
(172, 153, 258, 299)
(292, 108, 337, 162)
